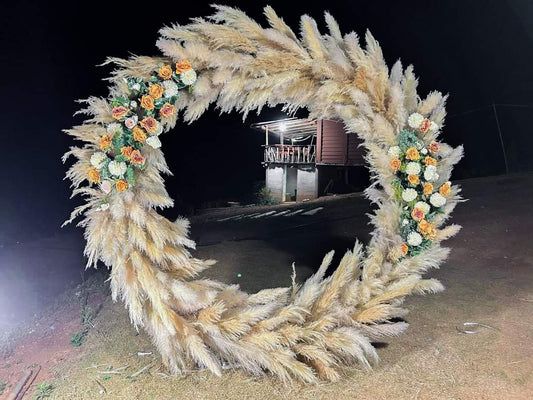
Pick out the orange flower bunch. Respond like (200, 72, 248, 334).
(99, 134, 112, 150)
(408, 174, 420, 185)
(405, 147, 420, 161)
(424, 156, 437, 166)
(439, 182, 451, 197)
(112, 106, 129, 120)
(140, 95, 155, 111)
(133, 126, 147, 143)
(140, 117, 158, 133)
(160, 103, 175, 118)
(116, 180, 128, 192)
(390, 158, 401, 172)
(88, 168, 101, 183)
(158, 65, 173, 80)
(423, 182, 433, 196)
(419, 219, 437, 240)
(175, 60, 192, 73)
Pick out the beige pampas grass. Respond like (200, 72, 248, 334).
(63, 5, 464, 383)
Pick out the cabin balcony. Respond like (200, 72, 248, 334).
(263, 144, 316, 165)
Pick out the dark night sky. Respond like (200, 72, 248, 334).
(1, 0, 532, 242)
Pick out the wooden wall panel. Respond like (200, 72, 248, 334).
(316, 119, 365, 165)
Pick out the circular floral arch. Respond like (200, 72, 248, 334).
(64, 5, 463, 383)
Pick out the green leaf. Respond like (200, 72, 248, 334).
(126, 166, 135, 186)
(114, 154, 127, 162)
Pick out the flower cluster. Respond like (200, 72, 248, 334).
(389, 113, 452, 257)
(87, 60, 197, 199)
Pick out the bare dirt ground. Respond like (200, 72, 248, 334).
(0, 173, 532, 399)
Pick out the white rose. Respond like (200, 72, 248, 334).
(424, 165, 439, 182)
(125, 115, 138, 130)
(402, 188, 417, 202)
(414, 201, 430, 214)
(100, 180, 113, 194)
(408, 113, 424, 129)
(388, 146, 401, 159)
(162, 80, 179, 98)
(416, 141, 423, 150)
(132, 83, 141, 91)
(421, 148, 428, 155)
(429, 121, 439, 133)
(154, 122, 163, 135)
(402, 219, 409, 226)
(106, 123, 122, 136)
(108, 160, 127, 177)
(90, 152, 108, 169)
(146, 136, 162, 149)
(405, 162, 421, 175)
(180, 69, 197, 86)
(407, 232, 423, 246)
(130, 100, 137, 109)
(430, 192, 446, 208)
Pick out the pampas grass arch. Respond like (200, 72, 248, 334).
(64, 5, 464, 383)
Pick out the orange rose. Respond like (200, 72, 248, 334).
(429, 141, 440, 154)
(88, 168, 101, 183)
(112, 106, 129, 120)
(140, 117, 158, 133)
(148, 84, 164, 99)
(121, 146, 133, 159)
(159, 103, 175, 118)
(411, 207, 425, 222)
(130, 150, 146, 166)
(419, 219, 437, 240)
(405, 147, 420, 161)
(175, 60, 192, 73)
(158, 65, 173, 80)
(439, 182, 451, 197)
(408, 174, 420, 185)
(424, 156, 437, 166)
(390, 158, 401, 172)
(423, 182, 433, 196)
(401, 243, 408, 255)
(99, 134, 112, 150)
(140, 95, 155, 111)
(116, 179, 128, 192)
(419, 118, 431, 133)
(133, 126, 147, 143)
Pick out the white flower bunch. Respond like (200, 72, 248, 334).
(90, 152, 108, 169)
(430, 192, 446, 208)
(108, 160, 127, 177)
(407, 232, 423, 246)
(106, 123, 123, 136)
(408, 113, 424, 129)
(181, 69, 197, 85)
(388, 145, 400, 158)
(162, 80, 179, 98)
(402, 188, 418, 202)
(146, 136, 162, 149)
(424, 165, 439, 182)
(429, 121, 439, 133)
(406, 162, 421, 175)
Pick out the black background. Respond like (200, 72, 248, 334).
(1, 0, 532, 242)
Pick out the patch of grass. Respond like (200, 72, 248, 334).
(32, 382, 53, 399)
(255, 186, 279, 206)
(70, 330, 87, 347)
(0, 380, 6, 395)
(70, 304, 95, 347)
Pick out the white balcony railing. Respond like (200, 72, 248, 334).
(263, 145, 316, 164)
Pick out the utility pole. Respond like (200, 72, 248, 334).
(492, 102, 509, 174)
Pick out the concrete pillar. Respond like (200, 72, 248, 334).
(296, 167, 318, 202)
(265, 166, 284, 202)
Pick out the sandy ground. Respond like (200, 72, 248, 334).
(0, 173, 532, 399)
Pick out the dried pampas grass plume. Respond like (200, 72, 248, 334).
(63, 5, 463, 383)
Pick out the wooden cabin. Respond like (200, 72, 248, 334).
(251, 118, 366, 203)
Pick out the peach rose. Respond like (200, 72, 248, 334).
(439, 182, 451, 197)
(424, 156, 437, 166)
(148, 84, 164, 99)
(120, 146, 133, 159)
(159, 102, 175, 118)
(419, 219, 437, 240)
(411, 207, 425, 222)
(408, 174, 420, 185)
(99, 134, 112, 150)
(405, 147, 420, 161)
(423, 182, 433, 196)
(419, 118, 431, 133)
(175, 60, 192, 73)
(116, 179, 128, 192)
(140, 117, 158, 133)
(158, 65, 173, 80)
(140, 95, 155, 111)
(401, 243, 409, 255)
(390, 158, 401, 172)
(429, 141, 440, 154)
(130, 150, 146, 166)
(133, 126, 147, 143)
(112, 106, 129, 120)
(88, 168, 101, 183)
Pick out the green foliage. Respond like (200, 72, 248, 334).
(255, 186, 279, 206)
(398, 129, 423, 152)
(32, 382, 53, 399)
(70, 331, 87, 347)
(0, 381, 6, 395)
